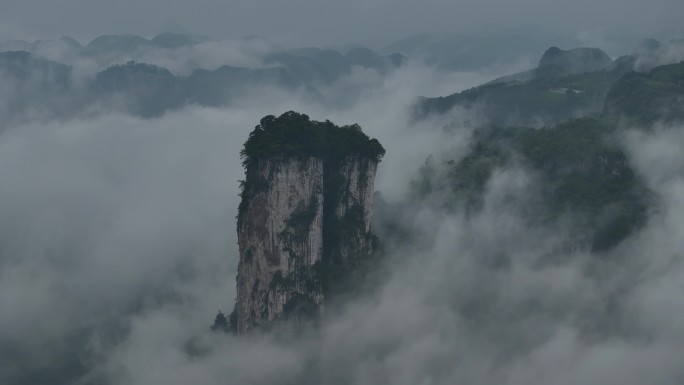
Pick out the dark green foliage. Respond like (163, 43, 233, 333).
(603, 62, 684, 124)
(211, 311, 231, 333)
(268, 263, 324, 294)
(267, 194, 328, 323)
(410, 156, 438, 198)
(318, 156, 380, 296)
(235, 113, 383, 325)
(321, 192, 377, 294)
(280, 196, 320, 244)
(444, 131, 515, 211)
(269, 271, 290, 290)
(266, 263, 323, 326)
(240, 111, 385, 169)
(236, 174, 269, 229)
(237, 111, 384, 230)
(513, 119, 645, 230)
(282, 293, 318, 319)
(418, 118, 650, 251)
(228, 306, 238, 333)
(307, 261, 325, 293)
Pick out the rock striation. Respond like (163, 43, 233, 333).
(233, 111, 384, 334)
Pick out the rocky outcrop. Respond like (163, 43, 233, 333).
(234, 112, 384, 334)
(538, 47, 613, 74)
(236, 157, 325, 333)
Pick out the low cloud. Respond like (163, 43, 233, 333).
(0, 62, 493, 384)
(4, 49, 684, 385)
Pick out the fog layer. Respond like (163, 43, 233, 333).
(1, 30, 684, 385)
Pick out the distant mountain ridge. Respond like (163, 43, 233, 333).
(3, 34, 683, 128)
(382, 32, 581, 71)
(0, 33, 407, 75)
(414, 45, 629, 127)
(409, 40, 684, 257)
(416, 39, 684, 127)
(0, 43, 406, 123)
(0, 33, 212, 56)
(538, 46, 614, 74)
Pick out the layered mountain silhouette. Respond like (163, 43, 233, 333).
(416, 40, 684, 127)
(0, 34, 406, 123)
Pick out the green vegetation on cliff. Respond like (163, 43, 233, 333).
(237, 111, 384, 230)
(414, 118, 650, 251)
(604, 61, 684, 124)
(240, 111, 385, 168)
(234, 112, 384, 331)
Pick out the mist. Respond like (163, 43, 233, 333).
(2, 0, 682, 47)
(2, 6, 684, 384)
(0, 59, 496, 383)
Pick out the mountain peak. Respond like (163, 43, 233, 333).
(234, 112, 384, 333)
(539, 46, 613, 74)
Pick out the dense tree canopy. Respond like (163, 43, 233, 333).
(413, 118, 650, 251)
(603, 62, 684, 124)
(240, 111, 385, 168)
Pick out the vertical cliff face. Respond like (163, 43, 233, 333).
(234, 112, 384, 334)
(322, 156, 378, 289)
(236, 157, 325, 333)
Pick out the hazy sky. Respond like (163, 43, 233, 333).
(1, 0, 682, 46)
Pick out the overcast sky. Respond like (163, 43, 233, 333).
(1, 0, 682, 46)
